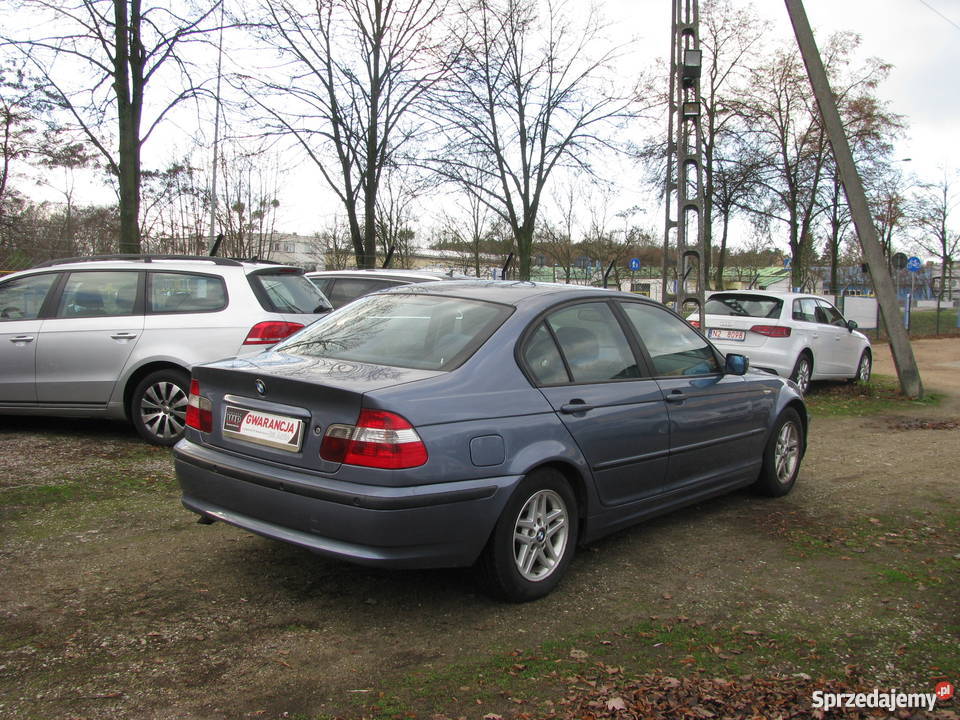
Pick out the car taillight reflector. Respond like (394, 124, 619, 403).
(243, 321, 305, 345)
(319, 409, 428, 469)
(185, 379, 213, 433)
(750, 325, 791, 338)
(689, 320, 701, 328)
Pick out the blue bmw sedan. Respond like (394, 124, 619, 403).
(175, 281, 806, 602)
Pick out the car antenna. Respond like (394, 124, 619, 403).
(209, 233, 224, 257)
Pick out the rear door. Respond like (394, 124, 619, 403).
(619, 301, 772, 491)
(35, 270, 144, 404)
(817, 299, 859, 375)
(525, 300, 670, 507)
(0, 272, 60, 403)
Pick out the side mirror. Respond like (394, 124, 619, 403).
(846, 320, 858, 332)
(725, 353, 749, 376)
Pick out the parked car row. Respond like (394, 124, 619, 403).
(7, 257, 882, 600)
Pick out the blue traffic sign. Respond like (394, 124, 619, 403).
(629, 258, 641, 271)
(906, 256, 922, 272)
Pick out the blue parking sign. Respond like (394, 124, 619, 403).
(629, 258, 641, 271)
(906, 256, 922, 272)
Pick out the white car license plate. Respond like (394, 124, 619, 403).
(708, 328, 746, 342)
(222, 406, 304, 452)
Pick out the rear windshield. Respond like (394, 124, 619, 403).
(705, 294, 783, 319)
(250, 270, 332, 313)
(274, 294, 512, 371)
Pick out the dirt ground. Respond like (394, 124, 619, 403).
(1, 339, 958, 720)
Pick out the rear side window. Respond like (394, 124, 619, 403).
(0, 273, 58, 320)
(56, 271, 139, 318)
(620, 302, 721, 377)
(251, 271, 331, 313)
(533, 302, 640, 384)
(705, 294, 783, 319)
(275, 294, 510, 371)
(148, 272, 226, 314)
(522, 323, 568, 385)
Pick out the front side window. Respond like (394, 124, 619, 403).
(0, 273, 58, 320)
(816, 300, 847, 327)
(56, 271, 139, 318)
(620, 302, 721, 377)
(275, 294, 511, 371)
(541, 302, 639, 384)
(149, 272, 226, 314)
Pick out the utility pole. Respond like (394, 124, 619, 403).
(784, 0, 923, 398)
(662, 0, 707, 326)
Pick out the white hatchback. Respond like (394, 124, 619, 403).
(690, 291, 872, 394)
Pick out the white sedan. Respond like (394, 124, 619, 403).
(690, 291, 872, 394)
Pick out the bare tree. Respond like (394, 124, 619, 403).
(428, 0, 642, 280)
(311, 215, 354, 271)
(215, 143, 283, 260)
(375, 166, 422, 269)
(733, 33, 890, 289)
(439, 188, 494, 277)
(239, 0, 451, 269)
(3, 0, 220, 253)
(911, 173, 959, 301)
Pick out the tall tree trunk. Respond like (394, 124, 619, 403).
(114, 0, 143, 254)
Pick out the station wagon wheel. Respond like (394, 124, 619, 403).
(130, 369, 190, 446)
(752, 408, 804, 497)
(478, 468, 578, 602)
(790, 354, 812, 395)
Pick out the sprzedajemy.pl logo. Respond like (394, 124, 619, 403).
(812, 683, 953, 713)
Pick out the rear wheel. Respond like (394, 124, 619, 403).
(752, 408, 804, 497)
(790, 353, 812, 395)
(131, 369, 190, 446)
(477, 468, 578, 602)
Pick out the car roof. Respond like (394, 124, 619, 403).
(708, 290, 817, 301)
(306, 268, 459, 281)
(388, 279, 643, 307)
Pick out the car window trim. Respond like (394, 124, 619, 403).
(146, 269, 227, 315)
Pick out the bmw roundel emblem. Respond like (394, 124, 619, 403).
(255, 379, 267, 395)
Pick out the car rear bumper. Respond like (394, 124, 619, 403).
(174, 439, 520, 569)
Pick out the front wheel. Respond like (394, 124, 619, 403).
(130, 369, 190, 446)
(477, 468, 578, 602)
(851, 350, 871, 384)
(752, 408, 804, 497)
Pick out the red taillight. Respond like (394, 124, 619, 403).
(243, 321, 305, 345)
(689, 320, 701, 328)
(750, 325, 791, 338)
(320, 409, 428, 469)
(185, 379, 213, 433)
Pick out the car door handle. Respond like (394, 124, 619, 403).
(9, 335, 35, 343)
(560, 401, 596, 414)
(665, 391, 687, 403)
(110, 332, 139, 340)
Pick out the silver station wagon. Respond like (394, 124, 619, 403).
(175, 281, 806, 601)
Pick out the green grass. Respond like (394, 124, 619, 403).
(805, 373, 941, 416)
(866, 307, 960, 340)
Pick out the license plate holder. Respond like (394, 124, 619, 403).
(708, 328, 746, 342)
(222, 406, 304, 452)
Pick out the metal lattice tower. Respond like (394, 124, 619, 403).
(662, 0, 706, 326)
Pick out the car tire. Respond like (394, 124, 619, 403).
(850, 350, 871, 384)
(130, 369, 190, 446)
(752, 408, 804, 498)
(477, 468, 578, 603)
(790, 353, 813, 395)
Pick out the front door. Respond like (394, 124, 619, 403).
(0, 272, 61, 403)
